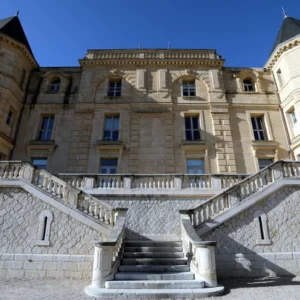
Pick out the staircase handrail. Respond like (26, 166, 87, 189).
(91, 209, 128, 288)
(0, 161, 116, 228)
(180, 211, 217, 287)
(188, 160, 300, 228)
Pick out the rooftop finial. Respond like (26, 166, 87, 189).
(16, 9, 20, 16)
(168, 41, 171, 49)
(282, 7, 287, 18)
(138, 41, 141, 49)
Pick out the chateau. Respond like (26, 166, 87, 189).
(1, 12, 300, 298)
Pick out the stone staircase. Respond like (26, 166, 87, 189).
(86, 239, 224, 299)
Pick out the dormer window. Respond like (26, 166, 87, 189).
(243, 79, 255, 92)
(50, 78, 61, 93)
(182, 80, 196, 97)
(108, 79, 122, 97)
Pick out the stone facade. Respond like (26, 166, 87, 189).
(204, 186, 300, 278)
(0, 187, 103, 279)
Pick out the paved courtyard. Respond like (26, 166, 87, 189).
(0, 277, 300, 300)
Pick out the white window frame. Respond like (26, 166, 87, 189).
(39, 116, 55, 141)
(49, 79, 61, 93)
(103, 115, 120, 141)
(251, 116, 267, 141)
(108, 79, 122, 97)
(182, 80, 196, 97)
(185, 115, 201, 141)
(247, 112, 274, 142)
(186, 158, 205, 174)
(243, 79, 255, 92)
(290, 109, 297, 125)
(99, 158, 118, 174)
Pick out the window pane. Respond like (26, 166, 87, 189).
(254, 131, 259, 140)
(101, 159, 118, 167)
(183, 90, 189, 96)
(112, 131, 119, 140)
(105, 118, 113, 130)
(32, 158, 48, 170)
(186, 131, 192, 140)
(256, 117, 263, 130)
(46, 131, 52, 140)
(258, 159, 273, 170)
(39, 131, 46, 141)
(192, 117, 199, 129)
(193, 131, 200, 140)
(187, 159, 203, 167)
(251, 117, 256, 129)
(104, 131, 111, 140)
(259, 131, 266, 141)
(100, 168, 107, 174)
(48, 117, 54, 130)
(110, 168, 116, 174)
(189, 91, 195, 96)
(113, 118, 120, 129)
(185, 117, 191, 129)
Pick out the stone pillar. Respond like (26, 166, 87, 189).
(211, 105, 237, 174)
(92, 244, 113, 288)
(196, 243, 217, 287)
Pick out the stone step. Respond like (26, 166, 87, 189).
(121, 258, 187, 265)
(114, 272, 194, 281)
(85, 285, 225, 299)
(105, 280, 204, 289)
(125, 247, 183, 253)
(123, 252, 184, 258)
(124, 241, 182, 248)
(119, 265, 190, 272)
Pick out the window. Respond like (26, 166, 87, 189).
(243, 79, 255, 92)
(100, 158, 118, 174)
(39, 116, 54, 141)
(50, 78, 60, 93)
(253, 210, 271, 245)
(32, 158, 48, 170)
(104, 115, 119, 141)
(35, 210, 53, 246)
(289, 109, 297, 125)
(20, 68, 26, 88)
(185, 116, 200, 141)
(6, 110, 13, 126)
(186, 159, 204, 174)
(258, 159, 273, 170)
(108, 79, 122, 97)
(251, 116, 267, 141)
(182, 80, 196, 97)
(277, 69, 283, 87)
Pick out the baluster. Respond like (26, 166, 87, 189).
(13, 167, 19, 178)
(166, 180, 169, 189)
(104, 209, 109, 224)
(94, 202, 100, 219)
(162, 180, 165, 189)
(57, 185, 63, 198)
(116, 180, 119, 188)
(42, 176, 48, 190)
(215, 198, 220, 214)
(157, 181, 160, 189)
(52, 182, 57, 195)
(171, 179, 174, 189)
(47, 179, 53, 192)
(110, 211, 114, 225)
(153, 181, 156, 189)
(99, 207, 104, 221)
(112, 179, 116, 188)
(8, 167, 13, 178)
(88, 201, 94, 216)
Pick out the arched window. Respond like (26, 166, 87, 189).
(243, 79, 255, 92)
(35, 210, 53, 246)
(49, 78, 61, 93)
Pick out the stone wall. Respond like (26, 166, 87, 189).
(204, 187, 300, 278)
(101, 196, 208, 239)
(0, 188, 103, 279)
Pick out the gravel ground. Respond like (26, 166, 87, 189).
(0, 277, 299, 300)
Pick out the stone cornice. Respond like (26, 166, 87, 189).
(0, 33, 38, 68)
(79, 49, 224, 67)
(265, 35, 300, 69)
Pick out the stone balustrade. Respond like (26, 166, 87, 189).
(180, 212, 217, 287)
(0, 161, 116, 227)
(57, 173, 249, 193)
(189, 161, 300, 228)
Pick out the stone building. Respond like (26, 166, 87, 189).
(1, 12, 300, 298)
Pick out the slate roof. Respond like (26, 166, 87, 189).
(271, 16, 300, 55)
(0, 15, 34, 56)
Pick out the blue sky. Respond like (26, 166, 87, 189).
(1, 0, 300, 67)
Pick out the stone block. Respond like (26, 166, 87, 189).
(63, 271, 83, 279)
(23, 261, 44, 270)
(24, 270, 47, 279)
(4, 261, 24, 270)
(76, 262, 92, 271)
(275, 253, 293, 260)
(43, 262, 57, 270)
